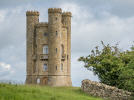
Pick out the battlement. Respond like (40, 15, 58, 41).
(62, 12, 72, 17)
(48, 8, 62, 13)
(36, 22, 48, 27)
(26, 11, 39, 16)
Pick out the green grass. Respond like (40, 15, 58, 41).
(0, 83, 103, 100)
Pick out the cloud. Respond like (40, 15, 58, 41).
(59, 2, 134, 54)
(0, 10, 6, 22)
(0, 62, 15, 80)
(0, 6, 27, 81)
(0, 62, 11, 70)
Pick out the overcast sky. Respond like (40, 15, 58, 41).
(0, 0, 134, 86)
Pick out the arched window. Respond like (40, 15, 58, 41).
(37, 78, 40, 84)
(43, 64, 48, 71)
(43, 45, 48, 54)
(61, 63, 63, 71)
(61, 44, 64, 55)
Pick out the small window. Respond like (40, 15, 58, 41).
(44, 33, 48, 36)
(67, 55, 69, 60)
(56, 48, 57, 53)
(61, 44, 64, 55)
(43, 45, 48, 54)
(43, 64, 48, 71)
(56, 17, 58, 20)
(61, 63, 63, 71)
(37, 78, 40, 84)
(56, 66, 57, 70)
(56, 31, 58, 36)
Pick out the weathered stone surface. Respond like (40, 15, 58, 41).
(26, 8, 72, 86)
(81, 79, 132, 100)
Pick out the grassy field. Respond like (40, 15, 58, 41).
(0, 83, 103, 100)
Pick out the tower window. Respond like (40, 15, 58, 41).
(44, 32, 48, 36)
(61, 44, 64, 55)
(61, 63, 63, 71)
(56, 31, 58, 36)
(56, 66, 57, 70)
(43, 45, 48, 54)
(43, 64, 48, 71)
(56, 48, 57, 53)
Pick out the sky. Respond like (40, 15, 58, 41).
(0, 0, 134, 86)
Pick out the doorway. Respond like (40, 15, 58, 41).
(42, 77, 48, 85)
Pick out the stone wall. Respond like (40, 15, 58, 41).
(81, 79, 132, 100)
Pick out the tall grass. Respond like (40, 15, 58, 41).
(0, 83, 103, 100)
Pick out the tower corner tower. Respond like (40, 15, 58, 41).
(26, 11, 39, 84)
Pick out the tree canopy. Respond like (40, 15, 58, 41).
(78, 41, 134, 92)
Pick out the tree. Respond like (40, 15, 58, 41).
(118, 48, 134, 92)
(78, 41, 134, 92)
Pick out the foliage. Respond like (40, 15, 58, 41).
(78, 41, 134, 92)
(0, 83, 102, 100)
(119, 49, 134, 92)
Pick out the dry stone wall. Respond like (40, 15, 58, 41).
(81, 79, 132, 100)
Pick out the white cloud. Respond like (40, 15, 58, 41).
(59, 2, 94, 20)
(0, 62, 15, 80)
(63, 3, 134, 54)
(0, 10, 7, 22)
(0, 62, 11, 70)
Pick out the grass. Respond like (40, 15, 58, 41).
(0, 83, 103, 100)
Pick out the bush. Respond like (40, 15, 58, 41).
(78, 41, 134, 92)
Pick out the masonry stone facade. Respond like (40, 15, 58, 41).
(26, 8, 72, 86)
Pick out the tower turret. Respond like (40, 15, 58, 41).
(26, 11, 39, 84)
(48, 8, 64, 86)
(62, 12, 72, 85)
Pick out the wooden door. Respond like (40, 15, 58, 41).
(42, 77, 48, 85)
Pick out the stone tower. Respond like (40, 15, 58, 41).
(26, 8, 72, 86)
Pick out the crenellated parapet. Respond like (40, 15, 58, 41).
(48, 8, 62, 13)
(26, 11, 39, 16)
(62, 12, 72, 17)
(36, 22, 48, 27)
